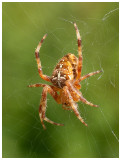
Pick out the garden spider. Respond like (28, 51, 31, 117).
(28, 22, 102, 129)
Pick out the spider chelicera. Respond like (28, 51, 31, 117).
(28, 22, 102, 129)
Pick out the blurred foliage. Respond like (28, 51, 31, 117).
(2, 2, 119, 158)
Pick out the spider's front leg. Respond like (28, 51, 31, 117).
(73, 22, 102, 85)
(73, 22, 82, 79)
(35, 34, 50, 82)
(63, 86, 88, 126)
(39, 85, 64, 129)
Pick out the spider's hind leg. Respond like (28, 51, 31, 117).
(39, 85, 64, 129)
(44, 117, 64, 126)
(63, 86, 88, 127)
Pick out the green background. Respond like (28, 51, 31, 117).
(2, 2, 119, 158)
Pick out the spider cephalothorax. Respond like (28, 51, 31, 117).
(28, 22, 102, 129)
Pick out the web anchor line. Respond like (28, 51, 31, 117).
(99, 108, 119, 143)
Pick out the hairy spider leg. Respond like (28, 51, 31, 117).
(28, 83, 46, 88)
(28, 83, 60, 92)
(63, 86, 87, 126)
(73, 22, 82, 79)
(79, 70, 102, 82)
(66, 81, 99, 107)
(79, 95, 99, 107)
(35, 34, 50, 82)
(39, 85, 64, 129)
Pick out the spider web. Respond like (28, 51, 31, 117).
(2, 2, 119, 158)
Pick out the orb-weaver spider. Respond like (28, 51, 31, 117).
(28, 22, 102, 129)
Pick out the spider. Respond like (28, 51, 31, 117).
(28, 22, 102, 129)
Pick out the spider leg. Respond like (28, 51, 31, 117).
(28, 83, 60, 91)
(66, 81, 99, 107)
(44, 117, 64, 126)
(73, 22, 82, 79)
(28, 83, 46, 88)
(35, 34, 50, 82)
(63, 86, 87, 126)
(79, 70, 102, 82)
(39, 85, 63, 129)
(79, 95, 99, 107)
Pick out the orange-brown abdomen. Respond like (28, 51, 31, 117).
(51, 53, 78, 88)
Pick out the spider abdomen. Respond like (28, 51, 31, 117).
(51, 53, 78, 88)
